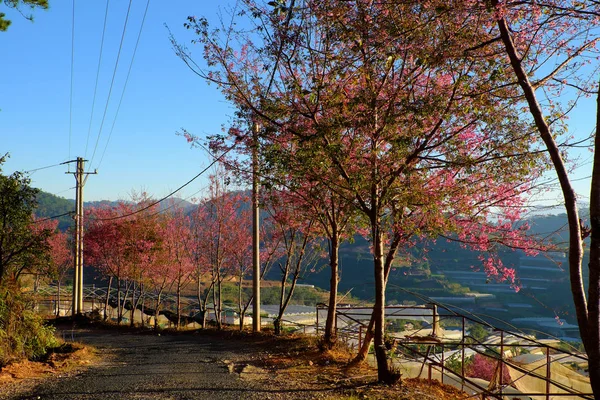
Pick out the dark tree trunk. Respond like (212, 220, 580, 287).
(104, 276, 113, 322)
(494, 5, 595, 396)
(154, 289, 163, 331)
(323, 234, 340, 349)
(56, 279, 62, 317)
(586, 76, 600, 397)
(371, 224, 395, 383)
(176, 275, 182, 329)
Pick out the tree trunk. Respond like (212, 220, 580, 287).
(372, 224, 396, 383)
(352, 317, 375, 365)
(154, 289, 163, 331)
(104, 276, 113, 322)
(176, 275, 182, 329)
(275, 262, 289, 336)
(130, 281, 137, 328)
(323, 234, 340, 349)
(238, 274, 244, 331)
(586, 77, 600, 397)
(213, 277, 222, 330)
(117, 278, 122, 324)
(494, 7, 595, 395)
(352, 229, 402, 364)
(120, 280, 132, 325)
(276, 270, 301, 336)
(196, 278, 205, 329)
(56, 279, 62, 317)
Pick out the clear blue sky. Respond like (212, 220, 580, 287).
(0, 0, 595, 209)
(1, 0, 234, 202)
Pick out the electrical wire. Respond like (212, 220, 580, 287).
(23, 162, 63, 174)
(33, 211, 75, 224)
(84, 0, 111, 159)
(52, 187, 75, 196)
(68, 0, 76, 168)
(95, 0, 151, 172)
(91, 143, 237, 221)
(88, 0, 133, 169)
(146, 182, 209, 218)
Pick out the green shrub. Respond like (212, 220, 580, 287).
(0, 287, 59, 365)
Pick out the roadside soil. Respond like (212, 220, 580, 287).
(0, 322, 469, 400)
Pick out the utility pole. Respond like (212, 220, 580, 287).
(252, 122, 261, 332)
(64, 157, 96, 316)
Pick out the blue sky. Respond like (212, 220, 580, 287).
(0, 0, 595, 209)
(1, 1, 233, 202)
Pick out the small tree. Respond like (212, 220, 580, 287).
(0, 155, 52, 286)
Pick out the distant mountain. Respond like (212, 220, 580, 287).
(33, 189, 197, 231)
(34, 191, 74, 231)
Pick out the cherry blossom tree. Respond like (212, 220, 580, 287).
(191, 170, 247, 329)
(162, 206, 195, 328)
(46, 224, 72, 316)
(263, 188, 324, 335)
(176, 0, 549, 381)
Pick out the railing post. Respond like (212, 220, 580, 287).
(432, 304, 439, 337)
(441, 343, 445, 384)
(546, 348, 551, 400)
(316, 306, 320, 336)
(500, 330, 504, 397)
(428, 363, 432, 381)
(461, 317, 465, 389)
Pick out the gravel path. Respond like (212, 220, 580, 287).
(2, 329, 333, 400)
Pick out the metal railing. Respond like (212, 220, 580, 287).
(316, 303, 593, 399)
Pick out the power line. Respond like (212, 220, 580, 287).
(146, 182, 209, 218)
(52, 187, 75, 196)
(91, 143, 237, 221)
(24, 162, 63, 174)
(88, 0, 133, 169)
(96, 0, 151, 172)
(33, 211, 75, 224)
(84, 0, 111, 159)
(68, 0, 76, 166)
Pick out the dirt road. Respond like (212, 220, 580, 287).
(1, 328, 333, 400)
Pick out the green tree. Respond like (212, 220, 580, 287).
(0, 154, 52, 285)
(0, 0, 48, 31)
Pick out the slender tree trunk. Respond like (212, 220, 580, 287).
(117, 277, 122, 324)
(352, 229, 402, 364)
(130, 281, 137, 328)
(154, 289, 163, 331)
(120, 280, 132, 325)
(140, 286, 146, 328)
(238, 274, 244, 331)
(56, 279, 62, 317)
(130, 281, 145, 328)
(213, 276, 222, 330)
(275, 263, 289, 335)
(586, 77, 600, 396)
(323, 234, 340, 349)
(176, 275, 182, 329)
(276, 271, 301, 335)
(104, 276, 113, 322)
(196, 277, 205, 328)
(372, 223, 395, 383)
(494, 7, 595, 395)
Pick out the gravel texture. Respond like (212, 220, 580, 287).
(1, 328, 333, 400)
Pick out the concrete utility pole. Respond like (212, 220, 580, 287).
(64, 157, 96, 316)
(252, 123, 261, 332)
